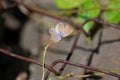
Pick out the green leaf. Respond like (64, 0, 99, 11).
(84, 21, 94, 42)
(55, 0, 83, 9)
(78, 0, 100, 42)
(83, 21, 94, 33)
(78, 17, 94, 33)
(79, 1, 100, 18)
(104, 11, 120, 23)
(87, 37, 92, 43)
(79, 17, 94, 42)
(104, 1, 120, 23)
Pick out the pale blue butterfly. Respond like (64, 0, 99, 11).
(49, 23, 73, 43)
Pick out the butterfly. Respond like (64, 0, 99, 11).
(49, 23, 73, 43)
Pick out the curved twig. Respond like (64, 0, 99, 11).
(0, 48, 59, 75)
(44, 59, 120, 79)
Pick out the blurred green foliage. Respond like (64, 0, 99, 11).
(104, 0, 120, 23)
(55, 0, 83, 9)
(55, 0, 120, 42)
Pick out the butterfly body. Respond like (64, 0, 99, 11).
(56, 30, 64, 38)
(49, 23, 73, 43)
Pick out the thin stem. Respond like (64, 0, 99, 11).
(49, 72, 103, 79)
(42, 41, 51, 80)
(83, 19, 120, 30)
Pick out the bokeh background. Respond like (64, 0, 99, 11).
(0, 0, 120, 80)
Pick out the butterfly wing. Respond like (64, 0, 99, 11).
(62, 25, 73, 37)
(49, 28, 61, 43)
(55, 23, 73, 37)
(55, 23, 65, 35)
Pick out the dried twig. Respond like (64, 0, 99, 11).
(0, 48, 59, 75)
